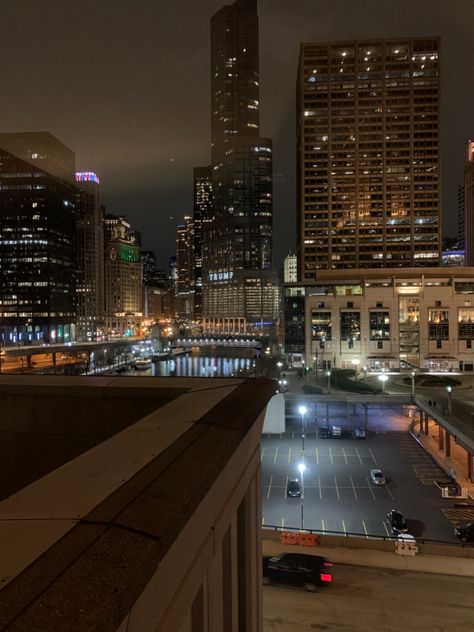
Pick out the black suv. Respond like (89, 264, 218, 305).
(262, 553, 332, 591)
(387, 509, 408, 534)
(286, 478, 301, 497)
(318, 426, 331, 439)
(454, 523, 474, 543)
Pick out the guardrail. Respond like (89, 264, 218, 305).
(262, 523, 471, 548)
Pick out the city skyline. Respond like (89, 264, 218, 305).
(1, 0, 473, 266)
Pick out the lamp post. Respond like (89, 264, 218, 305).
(326, 370, 331, 394)
(276, 361, 283, 379)
(446, 385, 452, 414)
(298, 405, 307, 452)
(363, 365, 368, 382)
(298, 462, 306, 530)
(378, 373, 388, 394)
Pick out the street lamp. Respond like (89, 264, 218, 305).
(410, 371, 416, 400)
(363, 365, 368, 382)
(446, 385, 452, 414)
(298, 462, 306, 530)
(326, 370, 331, 394)
(298, 405, 307, 452)
(276, 361, 283, 379)
(378, 373, 388, 394)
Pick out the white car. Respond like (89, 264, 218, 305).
(370, 469, 386, 486)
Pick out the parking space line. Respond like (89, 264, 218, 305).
(281, 518, 285, 529)
(319, 476, 322, 499)
(383, 521, 390, 537)
(273, 446, 279, 464)
(366, 477, 376, 500)
(369, 448, 378, 465)
(362, 520, 369, 539)
(342, 520, 347, 534)
(284, 476, 288, 498)
(350, 476, 358, 500)
(321, 519, 325, 533)
(385, 485, 394, 501)
(342, 447, 348, 464)
(261, 446, 265, 460)
(329, 447, 334, 464)
(355, 447, 363, 464)
(262, 517, 265, 525)
(315, 447, 319, 465)
(334, 476, 340, 500)
(267, 475, 273, 500)
(288, 447, 291, 464)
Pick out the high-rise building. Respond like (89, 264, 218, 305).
(284, 253, 297, 283)
(464, 141, 474, 266)
(176, 217, 195, 319)
(297, 38, 441, 279)
(202, 0, 278, 335)
(0, 132, 77, 345)
(458, 183, 465, 252)
(193, 166, 213, 321)
(75, 172, 104, 341)
(104, 214, 142, 336)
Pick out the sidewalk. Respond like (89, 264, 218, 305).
(413, 419, 474, 500)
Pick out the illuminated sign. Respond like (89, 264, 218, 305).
(75, 172, 100, 184)
(208, 271, 234, 282)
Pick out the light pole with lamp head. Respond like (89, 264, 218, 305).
(298, 462, 306, 530)
(326, 370, 331, 394)
(446, 385, 452, 414)
(276, 361, 283, 380)
(378, 373, 388, 394)
(298, 405, 307, 452)
(410, 371, 416, 400)
(363, 365, 368, 382)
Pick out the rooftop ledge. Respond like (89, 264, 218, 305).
(0, 375, 276, 631)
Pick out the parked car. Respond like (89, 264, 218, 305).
(318, 426, 331, 439)
(286, 478, 301, 497)
(331, 425, 342, 438)
(278, 379, 288, 393)
(387, 509, 408, 534)
(353, 427, 367, 439)
(454, 523, 474, 542)
(370, 468, 386, 486)
(262, 553, 333, 591)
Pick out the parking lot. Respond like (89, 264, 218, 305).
(261, 419, 468, 542)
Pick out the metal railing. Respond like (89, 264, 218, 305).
(262, 523, 472, 548)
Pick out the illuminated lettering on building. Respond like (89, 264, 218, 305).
(75, 172, 100, 184)
(208, 271, 234, 281)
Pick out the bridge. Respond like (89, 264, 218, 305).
(170, 336, 264, 349)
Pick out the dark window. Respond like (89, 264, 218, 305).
(376, 302, 383, 308)
(347, 301, 354, 308)
(467, 339, 472, 349)
(436, 339, 442, 349)
(377, 340, 383, 349)
(435, 300, 441, 307)
(317, 301, 325, 308)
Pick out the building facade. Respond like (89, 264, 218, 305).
(285, 267, 474, 372)
(0, 132, 77, 345)
(75, 172, 104, 341)
(193, 166, 213, 321)
(176, 216, 195, 320)
(284, 253, 297, 283)
(202, 0, 277, 334)
(104, 215, 142, 336)
(297, 38, 441, 279)
(464, 141, 474, 266)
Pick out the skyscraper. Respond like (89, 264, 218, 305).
(176, 217, 195, 319)
(75, 172, 104, 341)
(193, 166, 213, 321)
(297, 38, 441, 279)
(104, 214, 142, 336)
(202, 0, 277, 335)
(464, 141, 474, 266)
(0, 132, 77, 345)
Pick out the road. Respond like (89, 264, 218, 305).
(263, 563, 474, 632)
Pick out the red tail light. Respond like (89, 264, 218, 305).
(320, 573, 332, 583)
(323, 562, 333, 567)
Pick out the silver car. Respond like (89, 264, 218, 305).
(370, 468, 386, 486)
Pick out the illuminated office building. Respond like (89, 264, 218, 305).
(0, 132, 77, 345)
(297, 38, 441, 279)
(176, 217, 195, 320)
(202, 0, 277, 334)
(75, 172, 104, 341)
(104, 215, 142, 336)
(465, 141, 474, 266)
(193, 166, 213, 321)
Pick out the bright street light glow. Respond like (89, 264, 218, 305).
(378, 374, 388, 383)
(298, 463, 306, 473)
(299, 405, 307, 415)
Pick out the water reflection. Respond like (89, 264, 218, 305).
(151, 353, 255, 377)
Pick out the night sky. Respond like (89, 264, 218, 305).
(1, 0, 473, 266)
